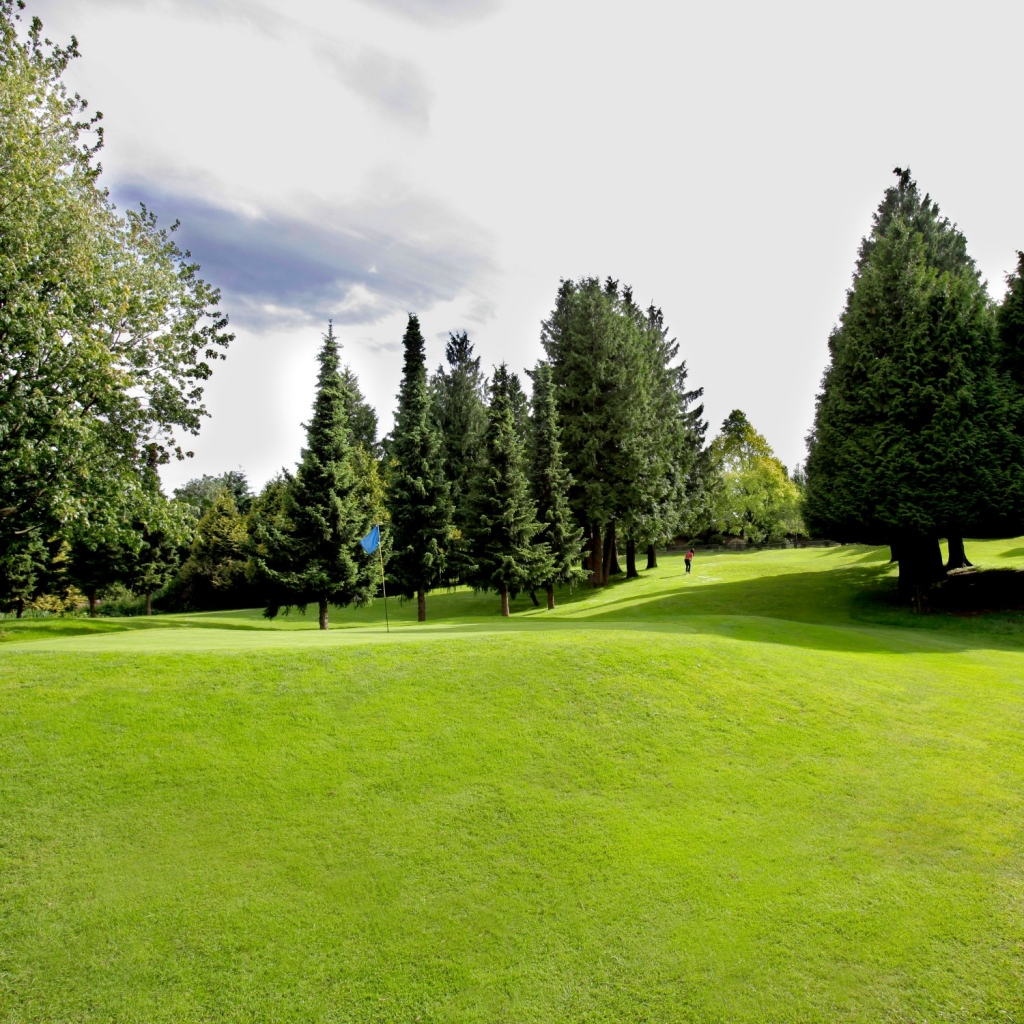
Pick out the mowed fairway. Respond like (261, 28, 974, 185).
(3, 546, 1024, 1022)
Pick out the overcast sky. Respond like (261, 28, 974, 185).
(33, 0, 1024, 491)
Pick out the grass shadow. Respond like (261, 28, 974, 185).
(578, 565, 1024, 654)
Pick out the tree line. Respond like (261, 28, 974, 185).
(12, 6, 1018, 623)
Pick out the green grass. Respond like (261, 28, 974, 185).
(3, 543, 1024, 1021)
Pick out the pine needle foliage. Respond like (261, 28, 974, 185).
(804, 168, 1004, 593)
(429, 331, 487, 585)
(527, 362, 585, 605)
(250, 325, 375, 628)
(467, 365, 552, 616)
(386, 315, 452, 621)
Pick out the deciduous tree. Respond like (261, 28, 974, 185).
(0, 4, 231, 559)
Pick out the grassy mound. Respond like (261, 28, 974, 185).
(2, 543, 1024, 1021)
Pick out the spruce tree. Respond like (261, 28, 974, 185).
(467, 365, 552, 616)
(804, 169, 1004, 602)
(541, 278, 643, 586)
(250, 324, 375, 628)
(528, 362, 585, 608)
(428, 331, 487, 584)
(995, 251, 1024, 540)
(387, 314, 452, 621)
(341, 365, 380, 457)
(179, 490, 251, 610)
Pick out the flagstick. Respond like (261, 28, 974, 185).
(377, 524, 390, 634)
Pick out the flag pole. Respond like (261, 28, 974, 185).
(377, 524, 390, 634)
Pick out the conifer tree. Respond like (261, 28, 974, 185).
(541, 278, 642, 586)
(467, 365, 552, 616)
(179, 490, 250, 610)
(428, 331, 487, 584)
(128, 480, 194, 615)
(528, 362, 585, 607)
(387, 314, 452, 621)
(341, 365, 380, 457)
(804, 169, 1004, 602)
(250, 324, 375, 628)
(995, 251, 1024, 540)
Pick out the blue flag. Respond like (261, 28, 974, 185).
(360, 524, 380, 555)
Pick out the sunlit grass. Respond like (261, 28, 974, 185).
(2, 542, 1024, 1021)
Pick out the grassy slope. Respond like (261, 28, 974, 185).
(2, 544, 1024, 1022)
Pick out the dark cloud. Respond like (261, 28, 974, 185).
(315, 45, 433, 129)
(114, 183, 493, 331)
(351, 0, 501, 25)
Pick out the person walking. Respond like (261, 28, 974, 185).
(685, 547, 694, 574)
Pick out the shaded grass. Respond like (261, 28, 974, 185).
(2, 542, 1024, 1021)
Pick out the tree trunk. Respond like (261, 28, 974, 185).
(590, 523, 603, 588)
(896, 535, 945, 607)
(15, 599, 23, 619)
(500, 586, 510, 617)
(608, 523, 622, 576)
(529, 590, 540, 607)
(602, 520, 620, 582)
(625, 538, 639, 578)
(646, 544, 658, 570)
(546, 584, 555, 610)
(318, 598, 329, 630)
(889, 542, 900, 563)
(417, 587, 426, 622)
(945, 535, 972, 571)
(145, 590, 153, 616)
(88, 592, 97, 618)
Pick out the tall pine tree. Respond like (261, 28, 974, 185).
(804, 169, 1004, 602)
(250, 324, 375, 628)
(467, 365, 552, 616)
(428, 330, 487, 584)
(995, 251, 1024, 540)
(387, 314, 452, 621)
(528, 362, 585, 607)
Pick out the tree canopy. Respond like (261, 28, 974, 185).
(0, 2, 231, 566)
(804, 168, 1006, 595)
(386, 314, 452, 621)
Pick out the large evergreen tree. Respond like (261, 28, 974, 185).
(467, 365, 552, 616)
(541, 277, 705, 584)
(249, 325, 375, 628)
(617, 291, 706, 576)
(804, 168, 1004, 602)
(341, 365, 380, 457)
(387, 314, 452, 621)
(528, 362, 585, 607)
(541, 278, 644, 586)
(995, 251, 1024, 539)
(428, 331, 487, 584)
